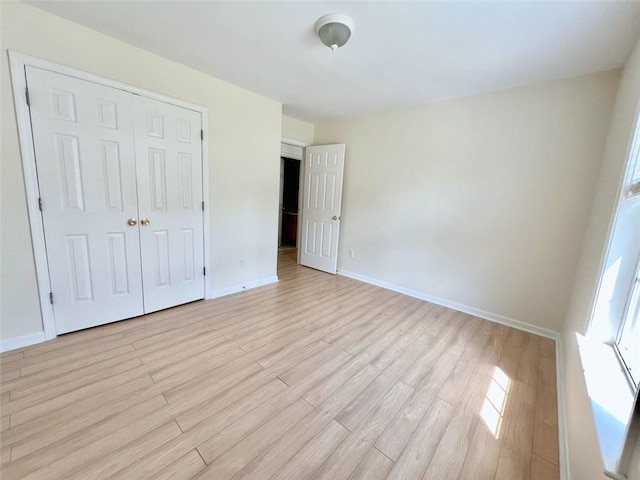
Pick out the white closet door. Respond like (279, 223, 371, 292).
(133, 96, 205, 313)
(26, 66, 144, 334)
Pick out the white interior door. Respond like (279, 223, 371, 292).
(133, 96, 205, 313)
(26, 66, 144, 334)
(300, 144, 345, 274)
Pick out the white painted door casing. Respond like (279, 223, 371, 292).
(300, 144, 345, 274)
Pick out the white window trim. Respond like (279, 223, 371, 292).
(626, 130, 640, 199)
(8, 51, 212, 342)
(626, 181, 640, 198)
(615, 253, 640, 389)
(583, 94, 640, 479)
(578, 337, 636, 479)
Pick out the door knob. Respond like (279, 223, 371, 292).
(332, 215, 340, 221)
(127, 218, 137, 226)
(140, 218, 150, 226)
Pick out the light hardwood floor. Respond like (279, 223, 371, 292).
(0, 249, 559, 480)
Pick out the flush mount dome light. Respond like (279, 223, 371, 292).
(315, 13, 354, 52)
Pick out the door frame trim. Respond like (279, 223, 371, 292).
(281, 137, 308, 149)
(280, 138, 309, 262)
(8, 51, 211, 341)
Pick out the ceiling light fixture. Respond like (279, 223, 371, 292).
(315, 13, 354, 52)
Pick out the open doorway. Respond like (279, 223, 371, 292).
(279, 157, 301, 250)
(278, 140, 305, 275)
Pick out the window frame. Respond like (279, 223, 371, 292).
(615, 252, 640, 390)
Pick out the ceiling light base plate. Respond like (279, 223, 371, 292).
(315, 13, 354, 51)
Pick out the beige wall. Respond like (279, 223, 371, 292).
(314, 71, 619, 333)
(562, 37, 640, 480)
(281, 115, 314, 144)
(0, 2, 282, 341)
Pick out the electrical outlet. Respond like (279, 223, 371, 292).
(348, 249, 355, 258)
(240, 258, 246, 268)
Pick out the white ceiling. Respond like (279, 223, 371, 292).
(29, 1, 640, 122)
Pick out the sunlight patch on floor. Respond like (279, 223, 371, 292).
(480, 366, 510, 439)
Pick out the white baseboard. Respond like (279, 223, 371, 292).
(337, 269, 561, 340)
(208, 275, 279, 299)
(0, 331, 46, 353)
(555, 338, 570, 480)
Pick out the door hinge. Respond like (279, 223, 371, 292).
(49, 292, 54, 305)
(38, 197, 43, 211)
(201, 201, 205, 211)
(200, 130, 204, 141)
(203, 267, 206, 276)
(25, 88, 30, 107)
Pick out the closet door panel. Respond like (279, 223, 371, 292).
(26, 66, 144, 334)
(134, 97, 205, 313)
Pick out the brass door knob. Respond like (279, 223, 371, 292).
(127, 218, 137, 226)
(140, 218, 150, 226)
(332, 215, 340, 221)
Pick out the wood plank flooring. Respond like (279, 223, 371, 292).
(0, 249, 560, 479)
